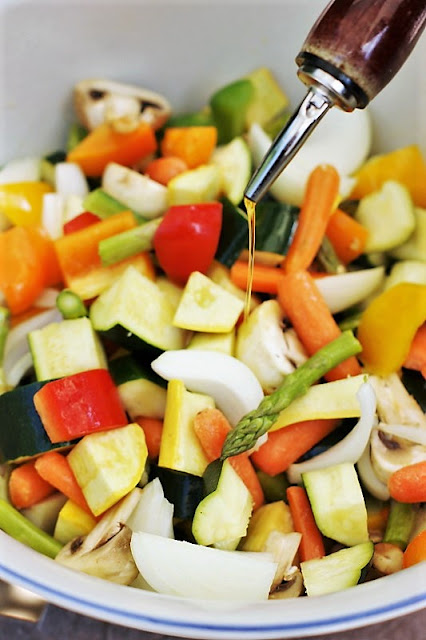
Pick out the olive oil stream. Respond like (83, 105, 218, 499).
(243, 196, 256, 320)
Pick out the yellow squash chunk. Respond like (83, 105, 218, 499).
(159, 379, 213, 476)
(241, 501, 294, 552)
(173, 271, 244, 332)
(54, 499, 97, 544)
(68, 423, 148, 516)
(187, 329, 235, 356)
(270, 375, 366, 432)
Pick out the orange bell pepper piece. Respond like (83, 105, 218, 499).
(161, 126, 218, 169)
(67, 121, 157, 177)
(0, 225, 62, 315)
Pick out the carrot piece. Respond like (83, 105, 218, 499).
(277, 270, 362, 381)
(286, 485, 325, 561)
(54, 210, 137, 282)
(403, 530, 426, 568)
(251, 418, 339, 476)
(403, 322, 426, 378)
(134, 417, 164, 459)
(8, 460, 56, 509)
(145, 156, 188, 186)
(194, 408, 264, 510)
(67, 121, 157, 177)
(230, 260, 282, 295)
(388, 461, 426, 503)
(160, 126, 218, 169)
(325, 208, 369, 264)
(34, 451, 93, 514)
(283, 164, 340, 273)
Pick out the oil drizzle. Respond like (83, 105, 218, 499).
(243, 196, 256, 320)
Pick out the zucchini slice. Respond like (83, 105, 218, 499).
(0, 381, 72, 463)
(301, 542, 374, 596)
(90, 266, 186, 355)
(303, 463, 369, 547)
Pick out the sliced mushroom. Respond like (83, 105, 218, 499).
(370, 427, 426, 485)
(55, 488, 142, 584)
(269, 567, 304, 599)
(74, 79, 171, 133)
(369, 373, 426, 428)
(236, 299, 308, 393)
(263, 530, 302, 592)
(372, 542, 404, 575)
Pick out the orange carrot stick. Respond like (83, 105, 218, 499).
(403, 322, 426, 378)
(145, 156, 188, 185)
(325, 208, 369, 264)
(283, 164, 340, 273)
(250, 418, 339, 476)
(277, 270, 362, 381)
(286, 485, 325, 561)
(194, 408, 264, 510)
(230, 260, 283, 295)
(34, 451, 93, 514)
(403, 530, 426, 568)
(67, 121, 157, 177)
(8, 460, 56, 510)
(388, 461, 426, 503)
(134, 417, 164, 459)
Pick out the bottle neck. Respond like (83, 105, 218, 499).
(296, 52, 369, 111)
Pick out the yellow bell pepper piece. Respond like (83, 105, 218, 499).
(0, 182, 53, 226)
(358, 282, 426, 375)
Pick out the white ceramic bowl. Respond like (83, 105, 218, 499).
(1, 1, 425, 637)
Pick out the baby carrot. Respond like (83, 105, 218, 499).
(250, 418, 339, 476)
(325, 208, 369, 264)
(145, 156, 188, 185)
(403, 530, 426, 568)
(194, 408, 264, 510)
(9, 460, 56, 510)
(230, 260, 283, 294)
(277, 270, 362, 381)
(286, 485, 325, 561)
(388, 461, 426, 503)
(284, 164, 340, 273)
(134, 417, 164, 459)
(34, 451, 93, 514)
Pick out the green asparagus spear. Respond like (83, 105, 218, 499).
(0, 498, 63, 558)
(383, 500, 416, 550)
(56, 289, 88, 320)
(221, 330, 362, 458)
(98, 217, 163, 266)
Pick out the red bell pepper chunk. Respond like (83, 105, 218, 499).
(63, 211, 101, 235)
(33, 369, 128, 443)
(153, 202, 223, 286)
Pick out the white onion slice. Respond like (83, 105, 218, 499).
(55, 162, 89, 198)
(6, 352, 34, 387)
(34, 288, 60, 309)
(4, 308, 62, 387)
(357, 444, 390, 501)
(287, 381, 377, 484)
(0, 157, 41, 183)
(42, 193, 64, 239)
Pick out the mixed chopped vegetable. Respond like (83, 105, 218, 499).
(0, 69, 425, 602)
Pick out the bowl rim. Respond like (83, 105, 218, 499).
(1, 531, 425, 639)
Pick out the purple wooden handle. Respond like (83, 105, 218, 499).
(298, 0, 426, 104)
